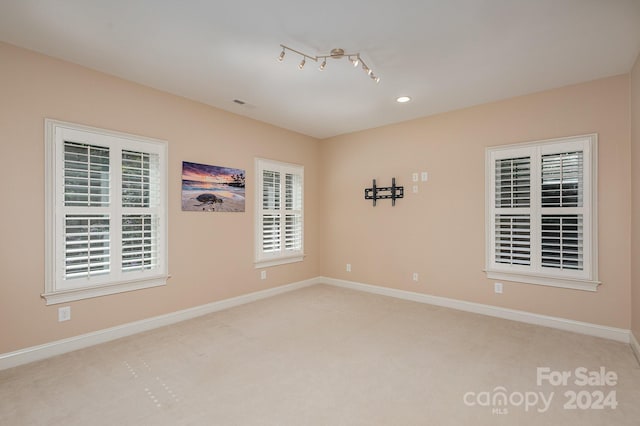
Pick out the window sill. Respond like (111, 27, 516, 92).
(485, 270, 600, 292)
(41, 275, 168, 305)
(255, 255, 304, 269)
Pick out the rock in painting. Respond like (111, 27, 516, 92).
(196, 193, 223, 205)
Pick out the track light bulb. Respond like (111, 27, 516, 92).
(299, 57, 306, 69)
(319, 59, 327, 71)
(278, 49, 285, 62)
(351, 57, 359, 67)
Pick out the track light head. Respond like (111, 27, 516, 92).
(299, 57, 306, 69)
(278, 49, 285, 62)
(351, 56, 359, 67)
(319, 58, 327, 71)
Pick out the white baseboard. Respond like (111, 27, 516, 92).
(321, 277, 631, 344)
(0, 277, 320, 371)
(1, 276, 632, 371)
(631, 331, 640, 366)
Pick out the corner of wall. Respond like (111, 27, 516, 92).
(631, 51, 640, 341)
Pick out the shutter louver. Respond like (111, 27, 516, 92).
(495, 157, 530, 208)
(122, 214, 158, 271)
(285, 214, 302, 250)
(541, 151, 583, 207)
(263, 171, 280, 210)
(122, 150, 159, 208)
(495, 214, 531, 265)
(64, 214, 110, 278)
(541, 215, 583, 270)
(64, 141, 110, 207)
(262, 215, 281, 252)
(285, 173, 302, 251)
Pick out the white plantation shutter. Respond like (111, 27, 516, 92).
(495, 156, 531, 208)
(540, 150, 584, 272)
(45, 120, 168, 305)
(122, 214, 158, 271)
(494, 155, 531, 267)
(541, 215, 583, 270)
(64, 214, 110, 278)
(121, 150, 160, 272)
(64, 141, 110, 207)
(62, 141, 112, 279)
(486, 135, 598, 291)
(262, 170, 281, 253)
(495, 215, 530, 266)
(256, 159, 304, 267)
(285, 173, 303, 251)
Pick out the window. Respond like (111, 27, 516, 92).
(255, 158, 304, 268)
(44, 119, 168, 304)
(485, 134, 598, 291)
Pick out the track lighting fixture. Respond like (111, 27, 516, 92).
(277, 44, 380, 82)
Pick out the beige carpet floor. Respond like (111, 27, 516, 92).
(1, 284, 639, 425)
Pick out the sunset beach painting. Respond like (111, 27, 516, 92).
(181, 161, 245, 212)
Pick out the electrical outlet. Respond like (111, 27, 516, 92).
(412, 272, 419, 282)
(58, 306, 71, 322)
(412, 172, 419, 182)
(421, 172, 428, 182)
(412, 185, 418, 193)
(494, 282, 503, 294)
(346, 263, 351, 272)
(260, 270, 267, 280)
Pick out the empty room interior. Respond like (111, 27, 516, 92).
(2, 1, 640, 425)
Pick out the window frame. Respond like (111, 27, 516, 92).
(485, 134, 599, 291)
(44, 119, 168, 305)
(254, 158, 304, 268)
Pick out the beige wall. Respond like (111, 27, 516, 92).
(632, 53, 640, 339)
(1, 41, 636, 356)
(0, 42, 320, 354)
(320, 75, 631, 328)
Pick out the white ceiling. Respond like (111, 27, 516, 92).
(1, 0, 639, 139)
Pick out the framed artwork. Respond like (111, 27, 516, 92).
(181, 161, 245, 212)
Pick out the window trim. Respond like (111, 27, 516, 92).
(254, 157, 304, 269)
(44, 119, 169, 305)
(485, 134, 599, 291)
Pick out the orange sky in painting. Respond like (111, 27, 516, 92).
(182, 161, 242, 184)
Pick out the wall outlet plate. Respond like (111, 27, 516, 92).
(494, 282, 503, 294)
(412, 272, 419, 281)
(346, 263, 351, 272)
(260, 270, 267, 280)
(58, 306, 71, 322)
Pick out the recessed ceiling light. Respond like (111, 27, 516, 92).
(396, 96, 411, 103)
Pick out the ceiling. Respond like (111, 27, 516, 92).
(1, 1, 639, 139)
